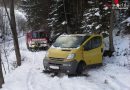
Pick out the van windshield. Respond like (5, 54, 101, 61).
(53, 35, 89, 48)
(32, 32, 47, 38)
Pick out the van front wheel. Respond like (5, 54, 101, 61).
(76, 62, 86, 75)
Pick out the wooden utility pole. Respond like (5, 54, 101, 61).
(0, 49, 4, 88)
(10, 0, 21, 66)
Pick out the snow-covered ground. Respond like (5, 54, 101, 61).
(0, 35, 130, 90)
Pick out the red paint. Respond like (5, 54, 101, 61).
(114, 0, 119, 5)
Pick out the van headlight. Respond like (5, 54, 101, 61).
(67, 54, 76, 59)
(30, 41, 35, 45)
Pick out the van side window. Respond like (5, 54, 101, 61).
(84, 36, 102, 51)
(84, 40, 92, 51)
(92, 37, 102, 48)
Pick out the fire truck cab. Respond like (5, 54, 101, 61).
(26, 30, 49, 50)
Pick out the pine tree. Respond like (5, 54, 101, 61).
(81, 0, 101, 33)
(123, 0, 130, 34)
(99, 0, 111, 33)
(48, 0, 88, 34)
(82, 0, 109, 34)
(48, 0, 65, 34)
(21, 0, 50, 30)
(66, 0, 88, 34)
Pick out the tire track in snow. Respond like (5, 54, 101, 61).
(27, 68, 33, 90)
(108, 75, 130, 90)
(26, 51, 36, 90)
(26, 51, 45, 90)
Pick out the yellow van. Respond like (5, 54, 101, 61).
(43, 34, 104, 74)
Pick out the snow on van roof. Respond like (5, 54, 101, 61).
(60, 34, 101, 37)
(60, 34, 89, 36)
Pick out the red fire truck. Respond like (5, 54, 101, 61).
(26, 30, 50, 50)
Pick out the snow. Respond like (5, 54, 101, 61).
(121, 17, 130, 24)
(0, 7, 27, 41)
(95, 12, 100, 16)
(49, 9, 57, 15)
(95, 24, 101, 29)
(21, 0, 27, 1)
(15, 10, 27, 21)
(88, 1, 94, 4)
(104, 6, 109, 10)
(62, 21, 67, 25)
(0, 34, 130, 90)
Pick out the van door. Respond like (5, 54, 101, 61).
(83, 36, 103, 65)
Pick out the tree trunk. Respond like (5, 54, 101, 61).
(10, 0, 21, 66)
(109, 9, 115, 52)
(0, 50, 4, 88)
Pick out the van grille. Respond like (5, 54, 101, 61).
(49, 57, 64, 61)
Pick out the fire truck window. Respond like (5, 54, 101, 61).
(32, 32, 37, 38)
(39, 32, 46, 38)
(32, 32, 46, 38)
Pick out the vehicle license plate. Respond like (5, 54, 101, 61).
(49, 65, 59, 69)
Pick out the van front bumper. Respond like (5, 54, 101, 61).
(43, 58, 78, 74)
